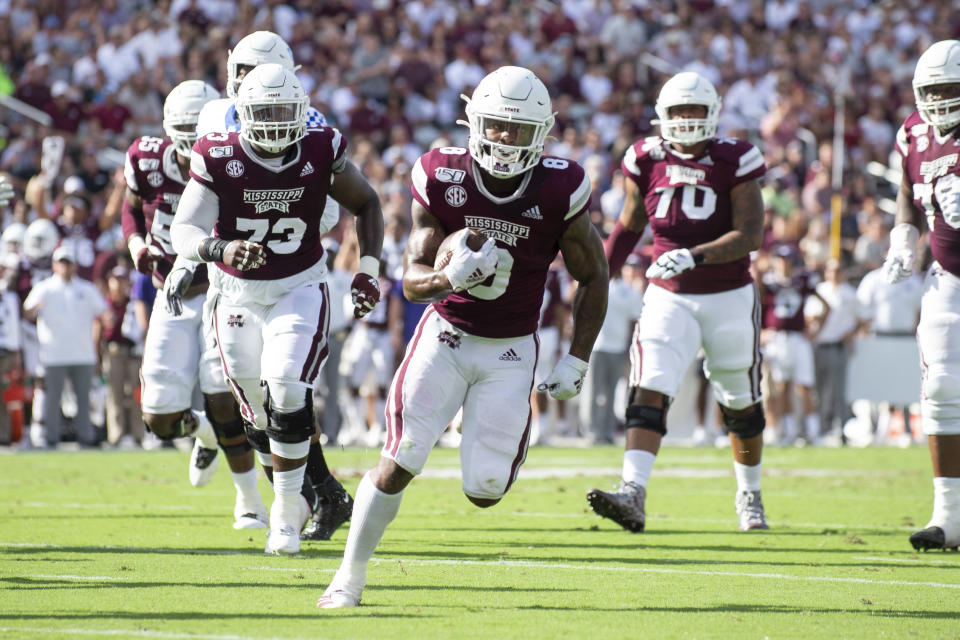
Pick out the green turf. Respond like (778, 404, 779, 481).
(1, 445, 958, 640)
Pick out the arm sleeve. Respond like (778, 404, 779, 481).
(120, 192, 146, 241)
(604, 220, 642, 274)
(170, 179, 220, 261)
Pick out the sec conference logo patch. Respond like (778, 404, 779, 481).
(445, 185, 467, 207)
(226, 160, 245, 178)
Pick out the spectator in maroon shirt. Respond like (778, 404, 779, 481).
(540, 4, 577, 44)
(14, 56, 52, 111)
(43, 81, 85, 137)
(89, 91, 132, 137)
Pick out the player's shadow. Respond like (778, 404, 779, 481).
(0, 610, 427, 622)
(507, 604, 960, 620)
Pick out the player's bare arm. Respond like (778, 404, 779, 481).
(330, 160, 384, 260)
(895, 171, 924, 229)
(619, 178, 649, 232)
(559, 213, 609, 361)
(401, 200, 454, 303)
(690, 178, 764, 264)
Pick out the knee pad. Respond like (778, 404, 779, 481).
(244, 422, 271, 455)
(264, 386, 316, 444)
(721, 404, 766, 439)
(204, 398, 251, 457)
(146, 409, 193, 441)
(625, 405, 667, 436)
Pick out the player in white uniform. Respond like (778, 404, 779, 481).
(170, 64, 384, 555)
(168, 30, 354, 542)
(883, 40, 960, 551)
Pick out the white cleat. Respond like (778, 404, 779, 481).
(233, 493, 268, 530)
(317, 588, 361, 609)
(189, 440, 219, 487)
(265, 495, 310, 555)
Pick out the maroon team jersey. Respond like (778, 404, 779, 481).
(897, 111, 960, 278)
(190, 129, 346, 280)
(761, 271, 817, 332)
(622, 136, 766, 294)
(412, 147, 590, 338)
(122, 136, 207, 287)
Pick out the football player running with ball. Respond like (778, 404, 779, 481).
(318, 66, 608, 608)
(883, 40, 960, 552)
(171, 64, 384, 555)
(590, 72, 770, 533)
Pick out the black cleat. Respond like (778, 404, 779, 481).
(301, 488, 354, 541)
(909, 526, 959, 552)
(587, 482, 646, 533)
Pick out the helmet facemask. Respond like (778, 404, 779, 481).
(653, 72, 721, 146)
(238, 92, 307, 154)
(461, 98, 553, 179)
(163, 80, 219, 157)
(915, 82, 960, 131)
(164, 121, 199, 157)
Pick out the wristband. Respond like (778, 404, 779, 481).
(358, 255, 380, 278)
(198, 237, 229, 263)
(693, 251, 706, 265)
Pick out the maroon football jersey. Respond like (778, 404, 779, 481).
(896, 111, 960, 278)
(190, 129, 346, 281)
(761, 270, 817, 332)
(411, 147, 590, 338)
(123, 136, 208, 287)
(622, 136, 766, 293)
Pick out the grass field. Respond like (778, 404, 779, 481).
(1, 444, 958, 640)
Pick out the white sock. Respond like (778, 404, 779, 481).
(804, 414, 821, 441)
(331, 472, 403, 595)
(734, 461, 762, 492)
(271, 466, 307, 522)
(929, 477, 960, 533)
(231, 468, 262, 502)
(622, 449, 657, 488)
(190, 411, 218, 449)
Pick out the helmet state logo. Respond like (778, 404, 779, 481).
(445, 185, 467, 207)
(226, 160, 245, 178)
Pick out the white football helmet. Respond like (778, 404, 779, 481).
(23, 218, 60, 262)
(163, 80, 220, 157)
(913, 40, 960, 131)
(460, 66, 555, 179)
(1, 221, 26, 255)
(653, 72, 721, 146)
(236, 64, 308, 154)
(226, 31, 296, 98)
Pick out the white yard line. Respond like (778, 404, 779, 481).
(0, 628, 313, 640)
(20, 574, 132, 581)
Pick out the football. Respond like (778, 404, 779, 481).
(433, 228, 488, 270)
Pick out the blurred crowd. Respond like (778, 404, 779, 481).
(0, 0, 952, 450)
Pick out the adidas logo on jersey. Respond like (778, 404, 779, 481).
(499, 349, 521, 362)
(300, 162, 315, 177)
(521, 206, 542, 220)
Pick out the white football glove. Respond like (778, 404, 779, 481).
(0, 175, 14, 207)
(164, 256, 198, 316)
(882, 223, 919, 284)
(443, 236, 498, 292)
(646, 248, 697, 280)
(537, 353, 589, 401)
